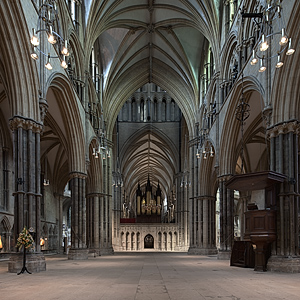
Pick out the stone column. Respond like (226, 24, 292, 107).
(68, 172, 89, 260)
(57, 193, 64, 253)
(136, 96, 141, 122)
(127, 98, 132, 121)
(218, 175, 234, 259)
(166, 96, 171, 121)
(220, 82, 225, 105)
(86, 193, 100, 255)
(189, 195, 217, 255)
(100, 152, 114, 254)
(266, 122, 300, 272)
(157, 96, 162, 122)
(8, 116, 46, 273)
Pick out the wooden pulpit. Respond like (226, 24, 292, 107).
(226, 171, 286, 271)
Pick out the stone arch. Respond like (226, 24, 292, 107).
(271, 2, 300, 124)
(105, 59, 196, 138)
(219, 76, 265, 175)
(0, 1, 40, 120)
(144, 234, 154, 249)
(120, 124, 179, 201)
(47, 74, 86, 174)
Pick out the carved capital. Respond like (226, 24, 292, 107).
(9, 116, 43, 133)
(266, 120, 300, 139)
(69, 171, 87, 180)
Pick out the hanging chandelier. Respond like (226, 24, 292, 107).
(243, 0, 295, 72)
(30, 0, 69, 70)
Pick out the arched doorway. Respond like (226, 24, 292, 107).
(144, 234, 154, 249)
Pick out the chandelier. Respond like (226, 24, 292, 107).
(30, 0, 69, 70)
(243, 0, 295, 72)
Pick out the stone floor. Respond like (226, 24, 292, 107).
(0, 252, 300, 300)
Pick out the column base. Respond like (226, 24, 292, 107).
(267, 256, 300, 273)
(188, 247, 218, 255)
(89, 248, 101, 257)
(217, 250, 231, 260)
(68, 248, 89, 260)
(100, 247, 114, 255)
(8, 252, 46, 273)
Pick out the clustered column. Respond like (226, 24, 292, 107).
(68, 172, 88, 259)
(100, 152, 114, 254)
(8, 116, 46, 272)
(86, 193, 100, 254)
(10, 117, 42, 250)
(267, 122, 299, 271)
(218, 175, 234, 259)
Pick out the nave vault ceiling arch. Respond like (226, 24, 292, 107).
(84, 0, 220, 137)
(119, 124, 179, 202)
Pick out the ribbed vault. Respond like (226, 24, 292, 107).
(84, 0, 220, 136)
(120, 125, 179, 202)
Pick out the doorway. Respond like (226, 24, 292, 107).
(144, 234, 154, 249)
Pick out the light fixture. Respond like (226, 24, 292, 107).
(279, 28, 288, 46)
(30, 0, 68, 70)
(259, 34, 269, 52)
(45, 54, 53, 70)
(0, 235, 2, 249)
(48, 26, 57, 44)
(61, 40, 69, 56)
(250, 50, 258, 65)
(31, 47, 38, 60)
(286, 38, 295, 56)
(30, 28, 39, 46)
(43, 179, 50, 186)
(210, 146, 214, 157)
(259, 58, 266, 73)
(275, 54, 284, 69)
(61, 56, 68, 69)
(242, 1, 294, 71)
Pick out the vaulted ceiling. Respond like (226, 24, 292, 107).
(83, 0, 220, 203)
(85, 0, 220, 134)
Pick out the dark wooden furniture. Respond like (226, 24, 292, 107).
(244, 209, 276, 271)
(230, 241, 255, 268)
(226, 171, 286, 272)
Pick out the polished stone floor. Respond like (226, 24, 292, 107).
(0, 252, 300, 300)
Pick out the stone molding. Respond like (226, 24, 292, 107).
(69, 171, 87, 180)
(267, 120, 300, 139)
(9, 116, 43, 133)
